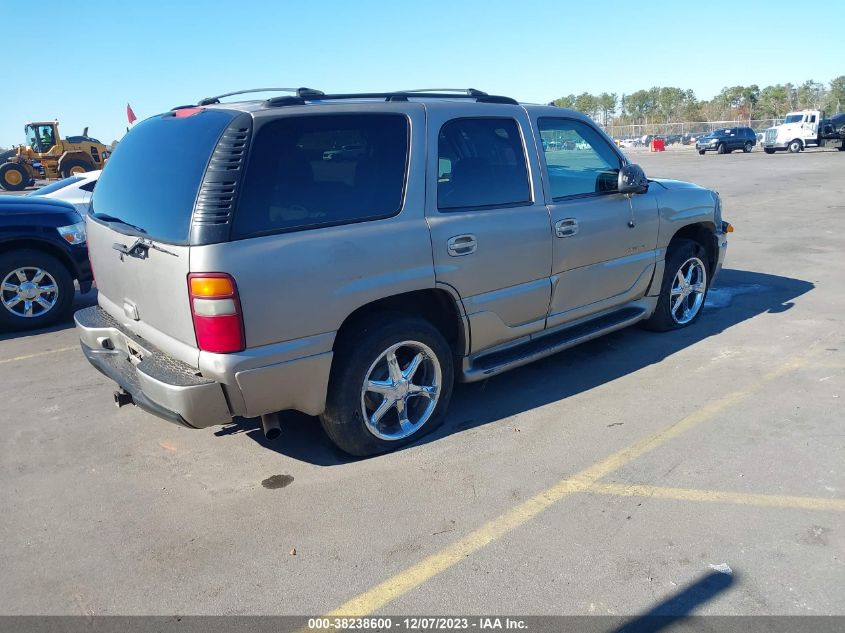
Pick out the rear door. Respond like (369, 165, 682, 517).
(531, 115, 659, 329)
(87, 108, 238, 367)
(425, 105, 552, 353)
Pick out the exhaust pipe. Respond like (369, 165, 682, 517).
(260, 412, 282, 440)
(114, 389, 133, 408)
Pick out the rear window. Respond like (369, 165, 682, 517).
(233, 114, 409, 237)
(90, 109, 235, 243)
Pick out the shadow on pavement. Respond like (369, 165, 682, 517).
(614, 570, 736, 632)
(220, 267, 811, 465)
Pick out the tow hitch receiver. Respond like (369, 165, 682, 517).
(114, 389, 133, 408)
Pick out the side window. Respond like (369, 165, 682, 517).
(80, 180, 97, 192)
(809, 115, 816, 123)
(234, 114, 409, 237)
(437, 117, 531, 211)
(538, 118, 622, 199)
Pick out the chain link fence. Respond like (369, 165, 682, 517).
(602, 119, 784, 141)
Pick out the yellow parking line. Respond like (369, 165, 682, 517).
(325, 353, 812, 617)
(0, 346, 77, 365)
(586, 482, 845, 512)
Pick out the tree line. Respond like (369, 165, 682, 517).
(552, 77, 845, 126)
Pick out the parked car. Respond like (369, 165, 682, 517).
(0, 196, 93, 331)
(75, 88, 730, 456)
(28, 170, 100, 214)
(696, 127, 757, 154)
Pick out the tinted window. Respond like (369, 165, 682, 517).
(538, 118, 621, 199)
(29, 176, 83, 196)
(234, 114, 408, 237)
(437, 118, 530, 210)
(91, 109, 235, 243)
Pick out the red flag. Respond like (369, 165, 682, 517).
(127, 103, 137, 125)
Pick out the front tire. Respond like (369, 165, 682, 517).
(643, 239, 710, 332)
(698, 150, 706, 155)
(717, 143, 727, 154)
(320, 313, 454, 457)
(764, 148, 776, 154)
(0, 249, 75, 331)
(788, 139, 802, 153)
(0, 162, 29, 191)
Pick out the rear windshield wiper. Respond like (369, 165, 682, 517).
(112, 237, 178, 258)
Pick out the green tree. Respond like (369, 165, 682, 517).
(797, 80, 825, 110)
(597, 92, 617, 126)
(552, 94, 576, 109)
(823, 76, 845, 113)
(573, 92, 599, 119)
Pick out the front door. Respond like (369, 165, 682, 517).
(425, 107, 552, 354)
(532, 116, 659, 329)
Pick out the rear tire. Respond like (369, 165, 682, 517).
(60, 159, 94, 178)
(643, 239, 710, 332)
(717, 143, 727, 154)
(0, 249, 75, 331)
(743, 142, 753, 153)
(788, 139, 802, 153)
(320, 312, 454, 457)
(0, 162, 29, 191)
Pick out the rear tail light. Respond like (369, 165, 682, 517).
(188, 273, 245, 353)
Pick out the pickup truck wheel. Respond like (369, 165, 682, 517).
(764, 148, 776, 154)
(717, 143, 727, 154)
(320, 312, 454, 457)
(788, 139, 802, 153)
(643, 239, 709, 332)
(0, 249, 74, 331)
(743, 142, 753, 153)
(698, 150, 705, 155)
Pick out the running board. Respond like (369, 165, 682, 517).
(463, 307, 647, 382)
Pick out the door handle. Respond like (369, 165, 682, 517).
(447, 234, 477, 257)
(554, 218, 578, 238)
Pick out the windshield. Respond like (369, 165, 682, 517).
(90, 108, 235, 244)
(25, 125, 38, 149)
(28, 176, 84, 196)
(784, 114, 803, 124)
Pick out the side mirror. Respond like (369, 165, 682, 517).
(618, 163, 648, 194)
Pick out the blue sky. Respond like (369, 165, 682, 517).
(2, 0, 842, 147)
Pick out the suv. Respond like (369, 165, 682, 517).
(1, 196, 92, 330)
(696, 127, 757, 154)
(75, 88, 730, 456)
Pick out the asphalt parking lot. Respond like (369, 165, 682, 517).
(1, 148, 843, 620)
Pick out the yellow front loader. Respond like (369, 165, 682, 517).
(0, 121, 109, 191)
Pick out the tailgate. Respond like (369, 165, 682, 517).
(87, 218, 198, 367)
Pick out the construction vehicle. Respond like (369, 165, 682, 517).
(0, 121, 109, 192)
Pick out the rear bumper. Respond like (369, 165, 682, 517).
(75, 306, 232, 428)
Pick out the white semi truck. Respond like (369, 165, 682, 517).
(762, 110, 845, 153)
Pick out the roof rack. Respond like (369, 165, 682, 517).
(197, 87, 324, 106)
(264, 89, 518, 107)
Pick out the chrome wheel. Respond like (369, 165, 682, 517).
(361, 340, 442, 441)
(1, 267, 60, 318)
(669, 257, 707, 325)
